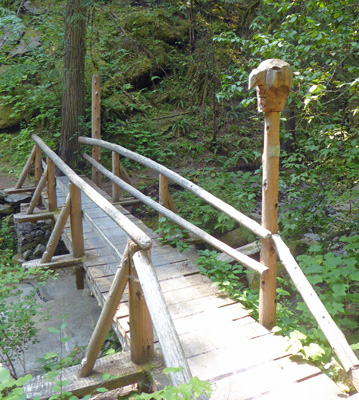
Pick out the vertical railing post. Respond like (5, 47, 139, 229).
(158, 174, 178, 236)
(112, 151, 121, 202)
(91, 73, 102, 188)
(47, 157, 57, 211)
(34, 144, 42, 186)
(15, 145, 37, 189)
(69, 183, 85, 289)
(249, 59, 292, 329)
(129, 253, 154, 365)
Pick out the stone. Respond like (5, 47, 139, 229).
(23, 1, 41, 15)
(9, 35, 41, 58)
(23, 249, 33, 260)
(33, 243, 46, 258)
(0, 190, 6, 203)
(219, 228, 253, 249)
(0, 203, 15, 215)
(5, 193, 32, 205)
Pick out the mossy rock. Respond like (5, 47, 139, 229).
(0, 98, 23, 130)
(124, 9, 190, 45)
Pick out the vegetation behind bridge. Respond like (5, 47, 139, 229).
(1, 0, 359, 391)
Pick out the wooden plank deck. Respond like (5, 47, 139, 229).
(44, 176, 346, 399)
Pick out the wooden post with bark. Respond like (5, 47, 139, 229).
(92, 74, 102, 188)
(158, 174, 178, 236)
(34, 144, 42, 186)
(69, 182, 85, 289)
(249, 59, 293, 329)
(129, 256, 154, 364)
(47, 157, 57, 211)
(112, 151, 121, 202)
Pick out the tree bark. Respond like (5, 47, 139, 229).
(59, 0, 86, 169)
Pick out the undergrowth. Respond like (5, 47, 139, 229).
(195, 236, 359, 389)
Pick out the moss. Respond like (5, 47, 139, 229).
(124, 9, 190, 45)
(0, 97, 23, 130)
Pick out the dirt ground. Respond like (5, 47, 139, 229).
(0, 170, 20, 190)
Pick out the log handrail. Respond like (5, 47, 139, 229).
(79, 137, 359, 391)
(82, 152, 269, 276)
(78, 136, 271, 240)
(31, 134, 152, 250)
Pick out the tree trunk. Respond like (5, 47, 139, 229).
(59, 0, 86, 169)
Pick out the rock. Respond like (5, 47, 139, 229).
(0, 28, 25, 52)
(0, 100, 22, 130)
(23, 1, 41, 15)
(0, 190, 6, 203)
(23, 249, 33, 260)
(219, 228, 253, 249)
(9, 35, 41, 58)
(33, 243, 46, 258)
(0, 203, 15, 215)
(5, 193, 32, 205)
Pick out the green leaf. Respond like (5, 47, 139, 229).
(0, 367, 11, 384)
(163, 366, 184, 376)
(102, 373, 111, 381)
(303, 343, 325, 361)
(96, 387, 108, 393)
(48, 327, 60, 334)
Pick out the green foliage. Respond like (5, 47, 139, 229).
(195, 249, 259, 317)
(0, 218, 51, 379)
(130, 367, 212, 400)
(0, 366, 32, 400)
(155, 218, 190, 253)
(175, 169, 259, 236)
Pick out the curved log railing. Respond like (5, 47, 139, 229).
(79, 136, 359, 392)
(12, 135, 192, 390)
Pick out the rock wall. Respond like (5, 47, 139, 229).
(14, 219, 68, 261)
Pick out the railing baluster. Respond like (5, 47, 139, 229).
(69, 183, 84, 289)
(91, 73, 102, 188)
(27, 165, 48, 215)
(47, 157, 57, 211)
(112, 151, 121, 202)
(34, 144, 42, 186)
(41, 193, 71, 263)
(129, 255, 154, 365)
(15, 145, 37, 189)
(78, 242, 132, 378)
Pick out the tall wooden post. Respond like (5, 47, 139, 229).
(91, 74, 102, 188)
(34, 144, 42, 186)
(69, 183, 85, 289)
(129, 257, 154, 364)
(112, 151, 121, 202)
(47, 157, 57, 211)
(249, 59, 292, 329)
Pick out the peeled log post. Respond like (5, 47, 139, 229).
(91, 73, 102, 188)
(34, 144, 42, 186)
(112, 151, 121, 202)
(15, 145, 36, 189)
(78, 242, 132, 378)
(47, 157, 57, 211)
(129, 256, 154, 365)
(249, 59, 293, 329)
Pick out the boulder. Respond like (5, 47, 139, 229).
(5, 193, 32, 205)
(0, 99, 23, 130)
(0, 203, 15, 215)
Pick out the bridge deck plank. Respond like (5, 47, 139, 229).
(43, 175, 345, 399)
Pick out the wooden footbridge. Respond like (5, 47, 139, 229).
(5, 61, 359, 399)
(6, 133, 357, 400)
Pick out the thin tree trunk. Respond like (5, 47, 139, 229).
(59, 0, 86, 169)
